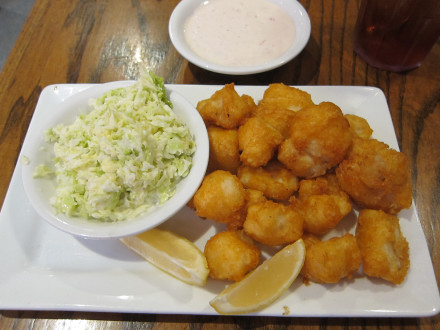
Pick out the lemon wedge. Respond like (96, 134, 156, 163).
(209, 238, 305, 315)
(120, 228, 209, 286)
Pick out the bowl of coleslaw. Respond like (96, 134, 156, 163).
(21, 72, 209, 239)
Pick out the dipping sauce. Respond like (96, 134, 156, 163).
(184, 0, 296, 67)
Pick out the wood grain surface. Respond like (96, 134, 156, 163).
(0, 0, 439, 328)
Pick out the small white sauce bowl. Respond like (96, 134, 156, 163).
(21, 81, 209, 239)
(169, 0, 311, 75)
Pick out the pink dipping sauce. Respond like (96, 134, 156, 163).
(184, 0, 296, 67)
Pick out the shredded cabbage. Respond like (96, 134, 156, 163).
(43, 71, 195, 221)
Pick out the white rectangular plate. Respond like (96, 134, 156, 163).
(0, 84, 439, 317)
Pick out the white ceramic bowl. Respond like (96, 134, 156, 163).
(21, 81, 209, 239)
(169, 0, 311, 75)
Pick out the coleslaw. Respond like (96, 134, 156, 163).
(38, 71, 195, 221)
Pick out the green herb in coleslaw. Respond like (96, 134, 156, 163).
(39, 71, 195, 222)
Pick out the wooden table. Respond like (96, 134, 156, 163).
(0, 0, 439, 328)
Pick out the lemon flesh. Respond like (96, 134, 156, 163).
(120, 228, 209, 286)
(210, 239, 305, 315)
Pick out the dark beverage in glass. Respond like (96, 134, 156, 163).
(354, 0, 440, 72)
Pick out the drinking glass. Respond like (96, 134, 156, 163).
(354, 0, 440, 72)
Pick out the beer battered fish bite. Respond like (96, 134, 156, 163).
(278, 102, 352, 179)
(259, 83, 315, 112)
(207, 126, 240, 173)
(243, 200, 304, 246)
(356, 209, 410, 285)
(253, 104, 297, 138)
(237, 160, 299, 201)
(298, 173, 345, 198)
(344, 114, 373, 139)
(238, 116, 283, 167)
(251, 84, 315, 140)
(301, 233, 362, 284)
(193, 170, 246, 228)
(336, 137, 412, 214)
(294, 174, 352, 235)
(196, 83, 255, 129)
(204, 230, 260, 282)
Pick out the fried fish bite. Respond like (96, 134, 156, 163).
(336, 137, 412, 214)
(238, 116, 283, 167)
(207, 126, 240, 173)
(302, 232, 321, 248)
(237, 160, 299, 201)
(278, 102, 352, 178)
(204, 230, 260, 282)
(356, 209, 410, 285)
(241, 94, 257, 113)
(295, 174, 352, 235)
(253, 104, 297, 137)
(344, 114, 373, 139)
(196, 83, 255, 129)
(244, 188, 267, 208)
(193, 170, 246, 227)
(298, 195, 352, 235)
(301, 233, 362, 284)
(228, 189, 268, 231)
(298, 173, 346, 198)
(258, 83, 314, 112)
(243, 200, 304, 246)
